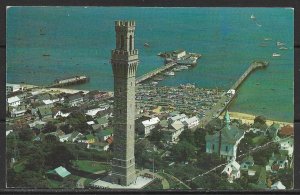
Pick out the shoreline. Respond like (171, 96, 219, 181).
(15, 83, 293, 126)
(221, 111, 293, 127)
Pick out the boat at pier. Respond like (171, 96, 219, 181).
(164, 71, 175, 76)
(272, 53, 281, 57)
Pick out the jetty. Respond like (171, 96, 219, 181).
(136, 61, 176, 84)
(48, 75, 90, 88)
(198, 60, 269, 128)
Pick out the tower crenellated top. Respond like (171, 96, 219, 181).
(115, 20, 136, 27)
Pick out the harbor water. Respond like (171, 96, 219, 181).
(6, 7, 294, 122)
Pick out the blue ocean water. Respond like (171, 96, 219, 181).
(6, 7, 294, 122)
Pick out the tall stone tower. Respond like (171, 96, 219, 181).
(110, 20, 138, 186)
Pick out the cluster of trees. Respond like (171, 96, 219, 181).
(6, 128, 112, 188)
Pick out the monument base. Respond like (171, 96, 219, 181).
(89, 175, 154, 189)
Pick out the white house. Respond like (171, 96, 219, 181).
(6, 130, 13, 137)
(10, 109, 26, 118)
(271, 181, 286, 190)
(53, 110, 71, 119)
(6, 83, 22, 93)
(7, 96, 21, 107)
(266, 153, 289, 173)
(182, 116, 199, 129)
(278, 137, 294, 158)
(43, 99, 60, 105)
(163, 121, 185, 143)
(140, 117, 160, 137)
(222, 160, 241, 183)
(59, 133, 72, 142)
(85, 106, 109, 118)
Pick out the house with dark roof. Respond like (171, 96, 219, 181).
(265, 123, 281, 141)
(96, 129, 113, 142)
(205, 111, 245, 161)
(86, 90, 110, 101)
(64, 92, 83, 107)
(240, 155, 255, 171)
(37, 106, 53, 120)
(265, 153, 289, 173)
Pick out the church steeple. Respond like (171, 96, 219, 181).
(224, 110, 231, 128)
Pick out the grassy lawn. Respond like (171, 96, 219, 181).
(84, 178, 94, 187)
(47, 178, 61, 188)
(143, 178, 163, 190)
(72, 160, 110, 173)
(13, 161, 25, 173)
(252, 136, 267, 145)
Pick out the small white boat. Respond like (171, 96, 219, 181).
(272, 53, 281, 57)
(179, 65, 189, 70)
(277, 41, 285, 46)
(251, 14, 256, 19)
(151, 81, 158, 85)
(279, 46, 288, 50)
(164, 71, 175, 76)
(264, 37, 272, 41)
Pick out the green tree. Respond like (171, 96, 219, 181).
(45, 144, 75, 168)
(43, 121, 57, 133)
(18, 129, 34, 142)
(171, 141, 196, 162)
(194, 128, 207, 152)
(44, 134, 59, 144)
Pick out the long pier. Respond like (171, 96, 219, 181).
(136, 61, 176, 84)
(198, 60, 269, 128)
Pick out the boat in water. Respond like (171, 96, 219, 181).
(153, 76, 164, 81)
(164, 71, 175, 76)
(251, 14, 256, 19)
(178, 65, 189, 70)
(264, 37, 272, 41)
(276, 41, 285, 46)
(151, 81, 158, 85)
(272, 53, 281, 57)
(144, 43, 150, 47)
(279, 46, 288, 50)
(43, 54, 50, 57)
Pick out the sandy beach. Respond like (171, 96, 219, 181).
(220, 111, 293, 127)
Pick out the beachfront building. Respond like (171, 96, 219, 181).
(6, 83, 22, 94)
(7, 96, 21, 107)
(205, 111, 245, 161)
(64, 92, 83, 107)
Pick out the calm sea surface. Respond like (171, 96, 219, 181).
(6, 7, 294, 122)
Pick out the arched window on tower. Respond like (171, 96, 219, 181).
(129, 35, 133, 51)
(120, 35, 124, 50)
